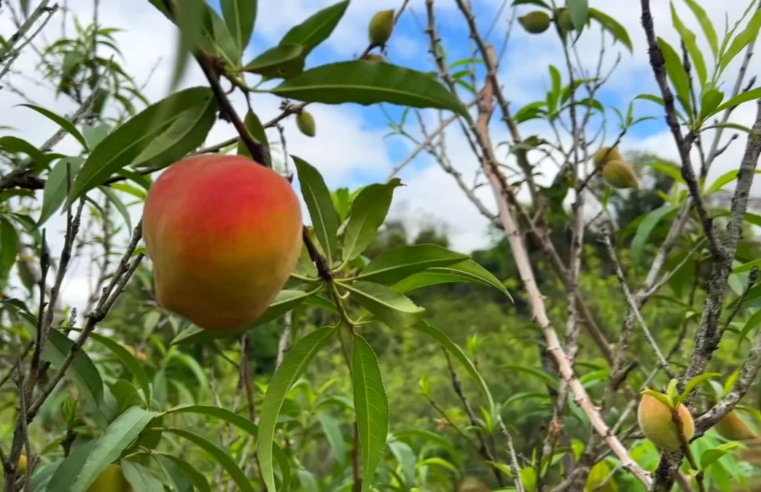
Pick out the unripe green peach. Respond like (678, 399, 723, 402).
(593, 146, 623, 169)
(369, 10, 395, 46)
(518, 11, 551, 34)
(143, 155, 303, 331)
(714, 410, 757, 441)
(555, 8, 575, 31)
(603, 160, 639, 189)
(638, 393, 694, 451)
(88, 464, 132, 492)
(296, 111, 316, 137)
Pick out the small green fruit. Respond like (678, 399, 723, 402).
(602, 160, 639, 190)
(555, 8, 575, 31)
(593, 146, 623, 169)
(369, 10, 395, 46)
(297, 111, 316, 137)
(637, 393, 694, 451)
(518, 11, 551, 34)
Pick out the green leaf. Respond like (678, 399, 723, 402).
(280, 1, 350, 55)
(238, 110, 271, 167)
(221, 0, 257, 52)
(172, 0, 206, 89)
(353, 334, 389, 492)
(154, 454, 211, 492)
(156, 428, 255, 492)
(414, 321, 495, 416)
(721, 8, 761, 72)
(649, 162, 685, 184)
(271, 61, 468, 117)
(358, 245, 469, 285)
(643, 389, 673, 408)
(388, 440, 416, 487)
(35, 327, 112, 425)
(392, 259, 512, 299)
(588, 8, 632, 52)
(243, 44, 305, 79)
(46, 440, 97, 492)
(171, 289, 318, 345)
(164, 404, 258, 437)
(258, 328, 335, 491)
(39, 156, 85, 225)
(202, 5, 241, 65)
(712, 87, 761, 115)
(343, 179, 402, 261)
(0, 216, 18, 279)
(317, 414, 349, 466)
(293, 156, 339, 264)
(392, 430, 459, 459)
(631, 205, 673, 266)
(504, 364, 560, 390)
(122, 461, 163, 492)
(700, 442, 741, 470)
(83, 123, 111, 149)
(70, 406, 157, 492)
(671, 4, 707, 87)
(19, 104, 89, 150)
(90, 333, 151, 409)
(567, 0, 589, 32)
(683, 0, 718, 58)
(681, 373, 721, 401)
(66, 87, 217, 208)
(738, 309, 761, 342)
(658, 37, 692, 117)
(341, 281, 425, 329)
(99, 186, 132, 231)
(732, 259, 761, 275)
(0, 136, 49, 165)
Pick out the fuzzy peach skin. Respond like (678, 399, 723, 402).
(637, 393, 695, 451)
(143, 155, 303, 331)
(715, 410, 758, 441)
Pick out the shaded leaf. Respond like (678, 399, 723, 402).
(221, 0, 257, 52)
(631, 205, 673, 266)
(243, 44, 305, 79)
(122, 461, 163, 492)
(90, 333, 151, 409)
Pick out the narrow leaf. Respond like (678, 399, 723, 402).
(658, 37, 693, 117)
(358, 245, 469, 285)
(280, 1, 350, 55)
(343, 179, 402, 261)
(353, 334, 389, 492)
(392, 259, 512, 299)
(567, 0, 589, 32)
(0, 216, 19, 279)
(20, 104, 89, 150)
(258, 328, 335, 491)
(70, 406, 157, 492)
(683, 0, 718, 58)
(671, 4, 707, 87)
(155, 454, 211, 492)
(238, 110, 271, 167)
(588, 8, 632, 52)
(157, 428, 255, 492)
(271, 61, 468, 117)
(721, 8, 761, 72)
(90, 333, 151, 409)
(66, 87, 217, 207)
(414, 321, 495, 415)
(243, 44, 305, 79)
(293, 156, 339, 264)
(713, 87, 761, 115)
(221, 0, 257, 52)
(341, 281, 425, 329)
(122, 461, 164, 492)
(631, 205, 674, 266)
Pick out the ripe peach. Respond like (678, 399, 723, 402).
(143, 155, 303, 331)
(637, 394, 694, 451)
(715, 410, 758, 441)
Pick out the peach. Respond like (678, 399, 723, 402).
(715, 410, 758, 441)
(637, 393, 694, 451)
(143, 155, 303, 331)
